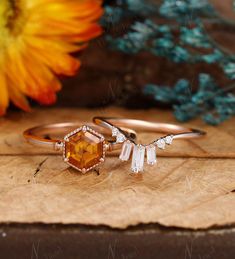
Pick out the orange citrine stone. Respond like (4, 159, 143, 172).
(65, 130, 104, 171)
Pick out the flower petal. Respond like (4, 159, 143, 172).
(8, 83, 31, 112)
(23, 37, 81, 76)
(0, 73, 9, 116)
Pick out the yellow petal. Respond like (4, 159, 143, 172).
(5, 41, 28, 93)
(8, 83, 31, 112)
(0, 73, 9, 116)
(22, 50, 61, 103)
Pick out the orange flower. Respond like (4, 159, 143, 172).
(0, 0, 103, 115)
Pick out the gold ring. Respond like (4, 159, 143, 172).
(23, 122, 136, 173)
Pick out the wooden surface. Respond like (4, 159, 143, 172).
(0, 107, 235, 230)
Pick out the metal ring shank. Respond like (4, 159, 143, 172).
(93, 117, 206, 140)
(23, 122, 137, 151)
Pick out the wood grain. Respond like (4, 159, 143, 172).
(0, 108, 234, 229)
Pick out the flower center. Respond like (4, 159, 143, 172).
(7, 0, 27, 37)
(0, 0, 26, 40)
(7, 0, 22, 33)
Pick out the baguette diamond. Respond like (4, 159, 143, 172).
(146, 145, 157, 165)
(119, 141, 133, 161)
(131, 145, 145, 173)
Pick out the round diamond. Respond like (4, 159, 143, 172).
(112, 127, 119, 137)
(156, 139, 165, 149)
(165, 135, 173, 145)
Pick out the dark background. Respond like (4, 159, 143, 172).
(56, 0, 235, 109)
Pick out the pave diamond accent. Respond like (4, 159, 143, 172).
(146, 145, 157, 165)
(116, 132, 126, 143)
(156, 139, 166, 149)
(119, 141, 133, 161)
(112, 127, 126, 143)
(54, 141, 64, 151)
(131, 145, 145, 173)
(112, 127, 119, 137)
(165, 135, 173, 145)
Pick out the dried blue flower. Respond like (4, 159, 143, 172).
(222, 62, 235, 80)
(103, 1, 235, 125)
(170, 46, 191, 62)
(144, 84, 177, 103)
(173, 103, 203, 122)
(174, 79, 192, 102)
(143, 73, 235, 125)
(101, 6, 124, 25)
(202, 94, 235, 125)
(151, 38, 174, 56)
(126, 0, 157, 15)
(202, 113, 230, 126)
(180, 27, 212, 48)
(198, 73, 217, 91)
(199, 49, 224, 64)
(159, 0, 214, 20)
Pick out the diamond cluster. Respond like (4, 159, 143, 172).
(112, 126, 127, 143)
(119, 135, 173, 173)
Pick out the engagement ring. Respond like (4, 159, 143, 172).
(23, 122, 136, 173)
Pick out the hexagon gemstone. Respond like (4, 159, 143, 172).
(65, 130, 104, 171)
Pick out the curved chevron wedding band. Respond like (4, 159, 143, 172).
(93, 117, 206, 173)
(23, 122, 136, 173)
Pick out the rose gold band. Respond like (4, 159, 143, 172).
(23, 122, 137, 151)
(93, 117, 206, 141)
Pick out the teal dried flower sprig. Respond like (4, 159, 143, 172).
(101, 0, 157, 26)
(106, 18, 235, 77)
(103, 0, 235, 125)
(144, 74, 235, 125)
(103, 0, 235, 77)
(159, 0, 215, 21)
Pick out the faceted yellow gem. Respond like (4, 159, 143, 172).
(65, 129, 104, 171)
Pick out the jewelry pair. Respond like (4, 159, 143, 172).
(24, 117, 206, 174)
